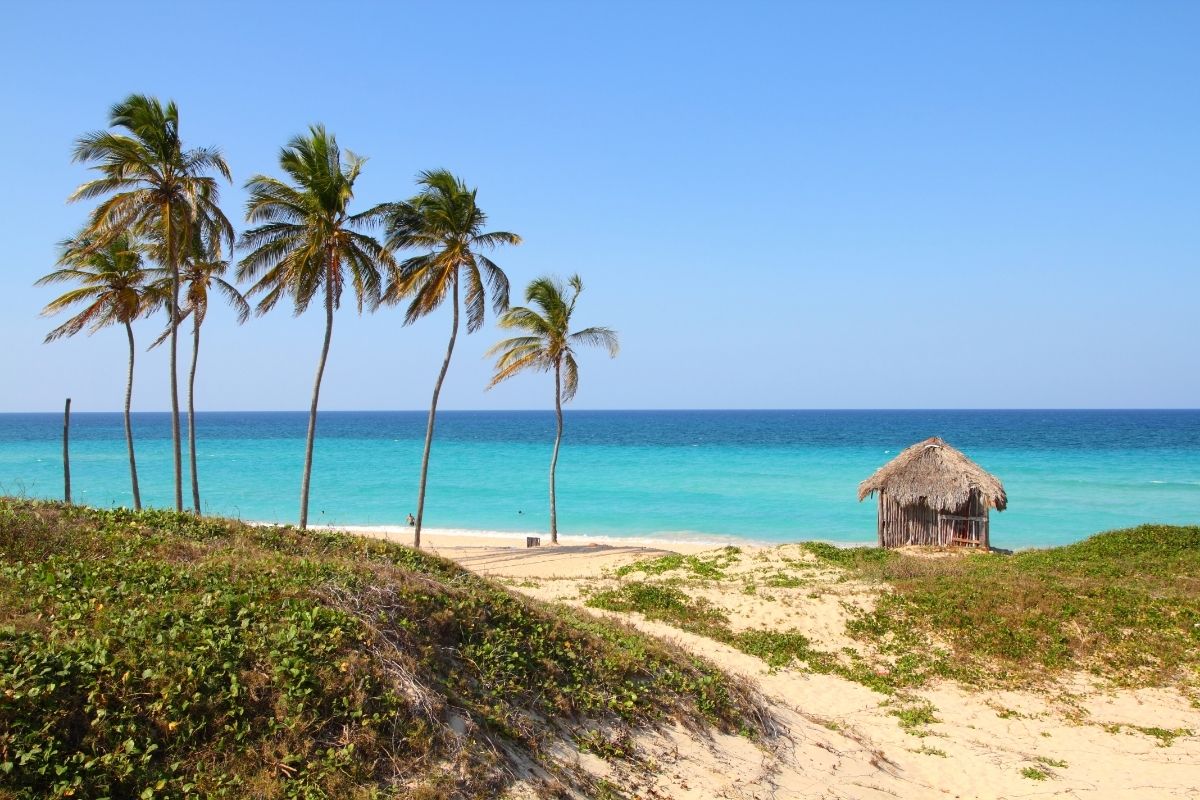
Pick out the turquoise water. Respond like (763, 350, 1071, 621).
(0, 410, 1197, 548)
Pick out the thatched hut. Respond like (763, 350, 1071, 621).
(858, 437, 1006, 549)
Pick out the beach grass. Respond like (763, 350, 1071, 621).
(0, 498, 770, 799)
(804, 525, 1200, 687)
(588, 525, 1200, 699)
(586, 581, 840, 673)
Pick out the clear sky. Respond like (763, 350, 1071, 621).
(1, 1, 1197, 412)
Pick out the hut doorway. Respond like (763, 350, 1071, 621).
(937, 491, 989, 547)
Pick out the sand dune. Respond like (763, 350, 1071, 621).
(355, 531, 1200, 799)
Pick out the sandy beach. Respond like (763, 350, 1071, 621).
(349, 527, 1200, 799)
(323, 525, 733, 575)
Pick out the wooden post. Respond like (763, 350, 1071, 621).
(62, 398, 72, 504)
(877, 494, 885, 547)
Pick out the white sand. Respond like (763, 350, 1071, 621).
(343, 527, 1200, 799)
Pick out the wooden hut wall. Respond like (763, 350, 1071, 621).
(876, 491, 990, 548)
(878, 493, 937, 547)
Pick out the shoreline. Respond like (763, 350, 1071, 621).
(306, 522, 793, 554)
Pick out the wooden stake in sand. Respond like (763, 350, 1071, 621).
(63, 397, 72, 504)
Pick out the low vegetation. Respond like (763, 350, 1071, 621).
(804, 525, 1200, 687)
(1106, 724, 1195, 747)
(886, 699, 939, 735)
(587, 583, 847, 675)
(0, 499, 771, 799)
(614, 547, 742, 581)
(587, 524, 1200, 725)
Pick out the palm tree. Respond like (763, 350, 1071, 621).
(150, 227, 250, 513)
(36, 233, 163, 510)
(238, 125, 393, 530)
(385, 170, 520, 548)
(69, 94, 233, 512)
(486, 275, 618, 543)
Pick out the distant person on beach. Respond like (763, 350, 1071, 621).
(406, 513, 415, 527)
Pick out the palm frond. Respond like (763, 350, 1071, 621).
(484, 335, 546, 358)
(403, 266, 452, 326)
(476, 253, 510, 315)
(40, 285, 107, 310)
(473, 231, 523, 249)
(35, 269, 95, 287)
(461, 259, 487, 333)
(148, 306, 193, 349)
(84, 191, 157, 245)
(570, 326, 620, 357)
(213, 277, 251, 323)
(181, 146, 232, 183)
(496, 306, 553, 336)
(238, 221, 307, 251)
(347, 201, 393, 229)
(44, 300, 107, 342)
(68, 176, 144, 202)
(562, 354, 580, 401)
(384, 251, 436, 302)
(487, 349, 550, 389)
(243, 176, 309, 224)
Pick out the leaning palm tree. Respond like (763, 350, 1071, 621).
(486, 275, 618, 543)
(238, 125, 393, 530)
(385, 170, 520, 548)
(150, 226, 250, 513)
(69, 94, 233, 512)
(36, 233, 163, 510)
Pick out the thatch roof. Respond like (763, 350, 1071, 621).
(857, 437, 1007, 512)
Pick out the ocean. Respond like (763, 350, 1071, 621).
(0, 410, 1196, 548)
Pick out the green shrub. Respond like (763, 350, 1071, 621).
(0, 499, 769, 799)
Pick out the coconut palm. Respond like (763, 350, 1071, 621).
(238, 125, 393, 530)
(69, 94, 233, 512)
(385, 170, 520, 547)
(150, 227, 250, 513)
(36, 233, 163, 510)
(486, 275, 618, 543)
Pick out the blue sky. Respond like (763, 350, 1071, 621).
(1, 1, 1196, 412)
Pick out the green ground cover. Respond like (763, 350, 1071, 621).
(0, 499, 769, 800)
(596, 525, 1200, 697)
(803, 525, 1200, 687)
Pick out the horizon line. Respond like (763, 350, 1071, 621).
(3, 407, 1198, 414)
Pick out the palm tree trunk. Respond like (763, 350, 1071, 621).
(549, 361, 563, 544)
(164, 203, 183, 512)
(413, 278, 460, 549)
(299, 279, 335, 530)
(188, 312, 201, 514)
(124, 322, 142, 511)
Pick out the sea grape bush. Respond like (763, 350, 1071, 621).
(0, 500, 765, 799)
